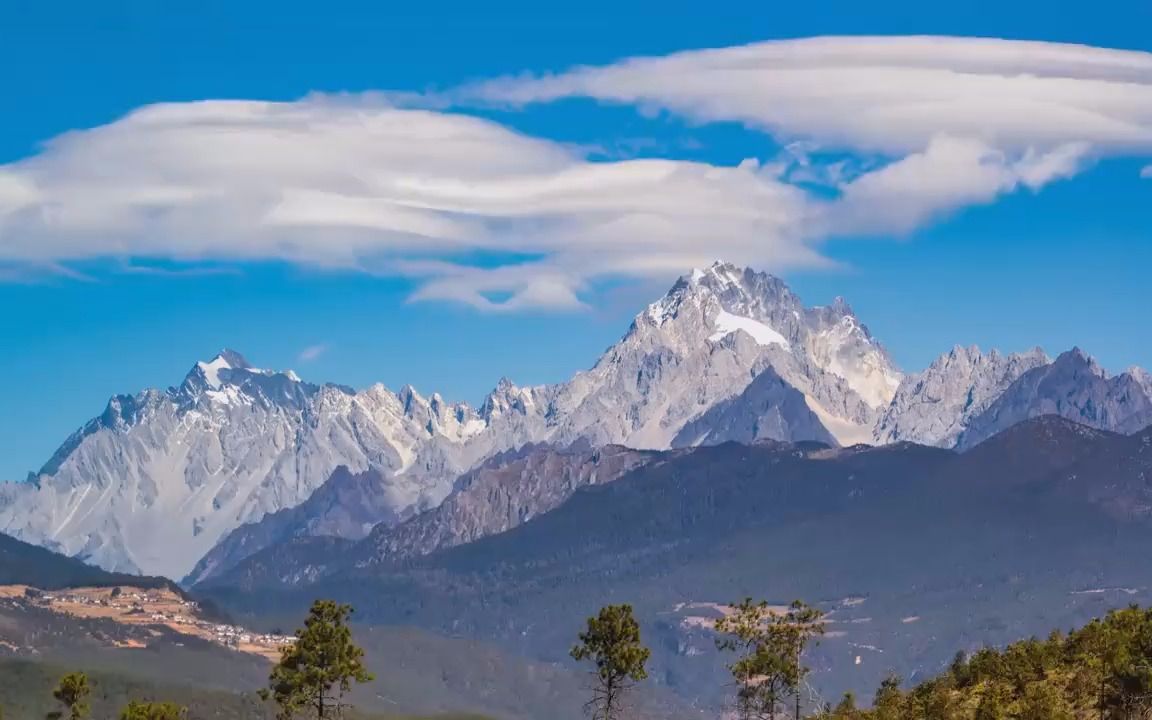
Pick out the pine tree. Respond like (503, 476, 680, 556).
(570, 604, 650, 720)
(905, 678, 956, 720)
(830, 692, 859, 719)
(871, 675, 905, 720)
(715, 599, 825, 720)
(52, 672, 90, 720)
(261, 599, 373, 719)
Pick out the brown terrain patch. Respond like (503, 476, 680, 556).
(2, 585, 291, 661)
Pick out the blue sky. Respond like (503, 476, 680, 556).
(1, 0, 1150, 480)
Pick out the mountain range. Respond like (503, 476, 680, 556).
(197, 416, 1152, 707)
(1, 262, 1150, 580)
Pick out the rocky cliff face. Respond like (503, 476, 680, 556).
(955, 349, 1152, 450)
(874, 345, 1050, 447)
(184, 465, 412, 585)
(355, 443, 660, 567)
(671, 366, 837, 447)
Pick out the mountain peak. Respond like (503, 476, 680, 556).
(1052, 347, 1105, 377)
(646, 263, 791, 327)
(493, 376, 517, 393)
(679, 261, 783, 292)
(1129, 366, 1152, 396)
(187, 349, 252, 389)
(397, 384, 427, 414)
(213, 349, 251, 369)
(480, 377, 526, 420)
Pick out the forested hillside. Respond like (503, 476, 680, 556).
(814, 605, 1152, 719)
(0, 532, 175, 591)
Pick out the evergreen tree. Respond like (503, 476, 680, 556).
(570, 604, 650, 720)
(715, 599, 825, 720)
(908, 679, 956, 720)
(783, 600, 825, 719)
(52, 672, 90, 720)
(949, 651, 973, 687)
(261, 599, 373, 720)
(871, 676, 904, 720)
(830, 692, 860, 719)
(117, 701, 186, 720)
(819, 606, 1152, 720)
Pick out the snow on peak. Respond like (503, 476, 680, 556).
(196, 355, 233, 389)
(649, 263, 777, 329)
(709, 310, 791, 351)
(704, 260, 746, 287)
(191, 350, 274, 389)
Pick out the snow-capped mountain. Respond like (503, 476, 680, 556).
(508, 263, 903, 450)
(189, 263, 904, 581)
(0, 352, 493, 577)
(3, 261, 1149, 580)
(873, 345, 1051, 447)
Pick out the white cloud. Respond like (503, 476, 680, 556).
(3, 36, 1150, 310)
(453, 35, 1151, 250)
(830, 136, 1090, 235)
(0, 98, 823, 310)
(1142, 164, 1152, 179)
(297, 344, 328, 362)
(459, 36, 1152, 155)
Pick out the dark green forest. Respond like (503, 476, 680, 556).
(814, 605, 1152, 720)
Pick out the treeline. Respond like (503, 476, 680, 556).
(0, 658, 273, 720)
(5, 670, 209, 720)
(568, 601, 1152, 720)
(12, 596, 1152, 720)
(813, 604, 1152, 720)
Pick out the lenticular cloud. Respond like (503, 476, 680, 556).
(0, 98, 819, 309)
(2, 36, 1151, 311)
(460, 35, 1152, 155)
